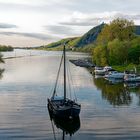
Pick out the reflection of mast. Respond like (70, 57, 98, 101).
(62, 131, 65, 140)
(15, 51, 16, 57)
(0, 69, 4, 79)
(48, 108, 80, 139)
(51, 120, 56, 140)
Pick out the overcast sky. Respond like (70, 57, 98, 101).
(0, 0, 140, 47)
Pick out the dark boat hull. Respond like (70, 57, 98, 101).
(48, 99, 81, 119)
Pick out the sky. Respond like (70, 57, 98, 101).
(0, 0, 140, 47)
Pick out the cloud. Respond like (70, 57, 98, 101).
(113, 13, 140, 20)
(0, 0, 48, 6)
(0, 0, 139, 47)
(44, 25, 80, 36)
(0, 31, 58, 41)
(59, 11, 140, 27)
(60, 20, 99, 27)
(0, 23, 17, 28)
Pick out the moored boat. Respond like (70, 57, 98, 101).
(104, 71, 125, 79)
(70, 59, 95, 68)
(94, 66, 106, 75)
(48, 44, 81, 119)
(104, 66, 113, 72)
(124, 74, 140, 83)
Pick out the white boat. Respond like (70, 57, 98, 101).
(94, 67, 106, 75)
(124, 74, 140, 82)
(104, 71, 125, 79)
(104, 66, 112, 72)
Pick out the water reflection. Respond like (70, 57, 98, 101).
(0, 68, 4, 79)
(93, 77, 132, 106)
(1, 49, 140, 139)
(124, 82, 140, 89)
(48, 109, 80, 140)
(105, 77, 124, 84)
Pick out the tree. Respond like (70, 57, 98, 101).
(97, 18, 134, 45)
(108, 39, 130, 65)
(128, 45, 140, 64)
(92, 18, 136, 66)
(93, 45, 108, 66)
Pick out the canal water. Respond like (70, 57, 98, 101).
(0, 49, 140, 140)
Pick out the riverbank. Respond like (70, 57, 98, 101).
(2, 48, 140, 74)
(113, 64, 140, 74)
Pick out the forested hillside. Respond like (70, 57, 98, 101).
(38, 22, 140, 51)
(92, 18, 140, 67)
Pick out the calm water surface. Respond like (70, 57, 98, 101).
(0, 49, 140, 140)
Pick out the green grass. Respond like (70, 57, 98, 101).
(112, 63, 140, 74)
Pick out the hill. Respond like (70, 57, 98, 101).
(39, 37, 80, 51)
(74, 23, 105, 48)
(38, 24, 140, 51)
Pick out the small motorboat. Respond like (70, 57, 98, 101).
(104, 66, 113, 72)
(94, 66, 106, 75)
(104, 71, 125, 79)
(124, 74, 140, 82)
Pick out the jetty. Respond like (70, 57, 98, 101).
(69, 59, 95, 68)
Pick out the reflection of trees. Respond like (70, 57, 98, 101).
(131, 88, 140, 106)
(124, 83, 140, 106)
(0, 69, 4, 79)
(93, 78, 132, 106)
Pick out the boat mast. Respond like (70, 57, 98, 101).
(64, 44, 66, 100)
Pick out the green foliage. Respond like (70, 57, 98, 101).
(97, 18, 134, 45)
(131, 36, 140, 46)
(92, 45, 108, 66)
(0, 45, 12, 63)
(92, 18, 139, 66)
(0, 45, 13, 52)
(39, 37, 80, 51)
(108, 39, 130, 65)
(68, 37, 81, 47)
(128, 45, 140, 64)
(73, 43, 95, 52)
(113, 63, 140, 73)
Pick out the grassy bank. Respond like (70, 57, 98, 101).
(112, 64, 140, 74)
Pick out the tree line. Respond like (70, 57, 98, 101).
(0, 45, 13, 52)
(0, 45, 14, 64)
(92, 18, 140, 66)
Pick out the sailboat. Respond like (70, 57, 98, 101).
(47, 44, 81, 119)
